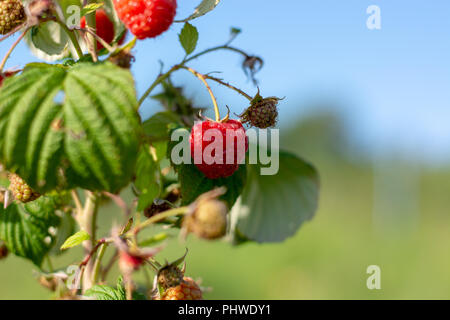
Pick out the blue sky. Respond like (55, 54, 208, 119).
(2, 0, 450, 164)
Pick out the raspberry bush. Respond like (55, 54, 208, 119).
(0, 0, 320, 300)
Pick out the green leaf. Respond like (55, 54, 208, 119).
(0, 62, 141, 193)
(230, 152, 319, 244)
(0, 196, 61, 266)
(142, 112, 180, 142)
(60, 230, 90, 250)
(25, 22, 69, 62)
(85, 276, 127, 300)
(135, 145, 160, 211)
(80, 3, 104, 17)
(177, 0, 221, 22)
(179, 163, 247, 209)
(179, 23, 199, 55)
(85, 284, 126, 300)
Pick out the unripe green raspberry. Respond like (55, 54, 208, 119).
(183, 199, 228, 240)
(8, 173, 41, 203)
(0, 0, 26, 35)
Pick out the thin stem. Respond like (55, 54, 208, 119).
(71, 190, 83, 215)
(179, 66, 220, 121)
(92, 242, 108, 284)
(103, 192, 131, 216)
(138, 64, 180, 106)
(85, 0, 98, 62)
(185, 45, 249, 64)
(81, 191, 99, 292)
(79, 239, 106, 268)
(46, 255, 54, 273)
(204, 75, 253, 101)
(0, 29, 28, 73)
(55, 21, 83, 59)
(76, 26, 115, 53)
(125, 280, 133, 300)
(130, 206, 189, 236)
(138, 45, 251, 106)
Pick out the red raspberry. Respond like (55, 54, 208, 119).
(190, 119, 248, 179)
(80, 10, 125, 50)
(158, 277, 202, 300)
(113, 0, 177, 40)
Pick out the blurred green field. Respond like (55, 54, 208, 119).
(1, 114, 450, 299)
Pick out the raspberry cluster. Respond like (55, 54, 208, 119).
(0, 0, 25, 35)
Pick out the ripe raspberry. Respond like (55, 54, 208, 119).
(190, 119, 248, 179)
(113, 0, 177, 40)
(8, 173, 40, 203)
(158, 277, 202, 300)
(81, 10, 125, 50)
(240, 94, 280, 129)
(183, 199, 227, 240)
(0, 0, 25, 35)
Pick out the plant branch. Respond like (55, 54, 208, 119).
(75, 26, 115, 53)
(92, 242, 108, 284)
(138, 45, 252, 106)
(185, 45, 249, 63)
(54, 20, 83, 59)
(129, 206, 189, 236)
(179, 66, 220, 121)
(102, 192, 132, 216)
(0, 29, 28, 73)
(80, 191, 99, 292)
(204, 75, 253, 101)
(85, 0, 98, 62)
(71, 190, 83, 215)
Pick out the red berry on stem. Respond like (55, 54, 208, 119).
(113, 0, 177, 40)
(189, 119, 248, 179)
(80, 10, 125, 50)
